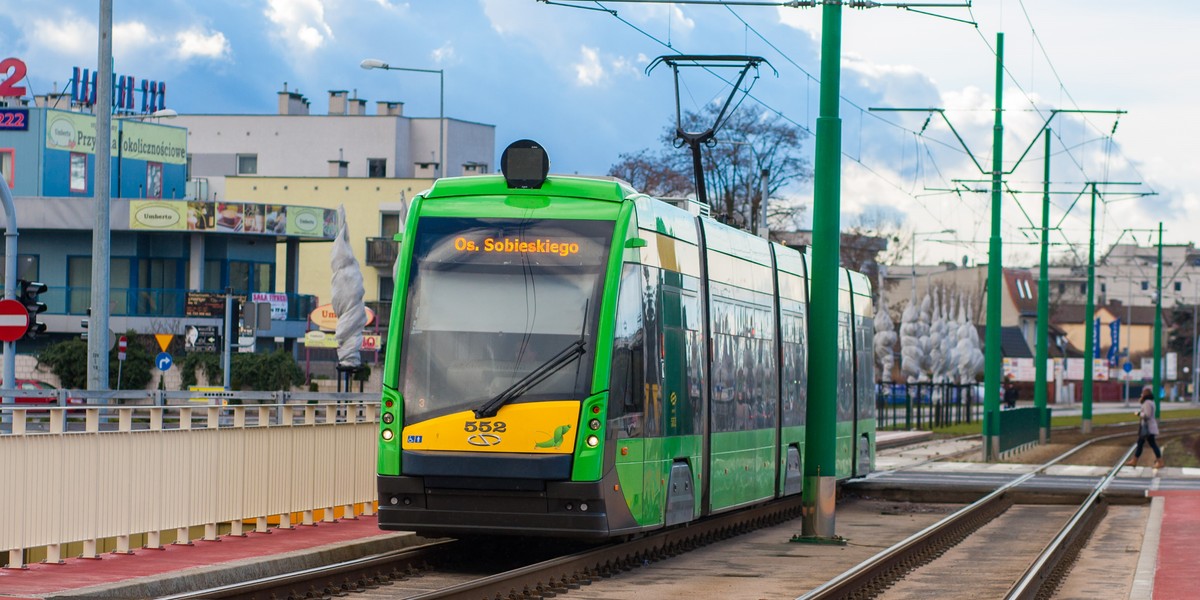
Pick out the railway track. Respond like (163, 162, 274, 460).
(166, 427, 1186, 600)
(800, 430, 1165, 600)
(164, 494, 806, 600)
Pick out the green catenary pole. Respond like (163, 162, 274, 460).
(1035, 128, 1050, 443)
(802, 0, 842, 539)
(1082, 184, 1096, 434)
(1154, 221, 1163, 416)
(982, 32, 1004, 461)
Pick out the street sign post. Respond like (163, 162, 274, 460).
(116, 335, 128, 390)
(0, 299, 29, 342)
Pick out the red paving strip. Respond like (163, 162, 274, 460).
(0, 515, 391, 599)
(1149, 490, 1200, 599)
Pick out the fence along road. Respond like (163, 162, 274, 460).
(0, 390, 378, 568)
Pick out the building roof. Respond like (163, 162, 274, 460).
(1052, 301, 1169, 327)
(974, 325, 1034, 358)
(1004, 269, 1038, 316)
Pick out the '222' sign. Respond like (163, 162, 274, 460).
(0, 58, 28, 98)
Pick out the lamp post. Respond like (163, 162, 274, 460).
(114, 108, 177, 198)
(361, 59, 444, 178)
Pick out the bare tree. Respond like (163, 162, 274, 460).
(608, 104, 812, 229)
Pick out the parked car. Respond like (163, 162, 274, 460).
(13, 379, 57, 405)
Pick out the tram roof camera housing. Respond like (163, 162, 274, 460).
(501, 139, 550, 189)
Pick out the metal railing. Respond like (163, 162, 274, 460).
(44, 286, 318, 320)
(0, 392, 378, 569)
(876, 382, 983, 430)
(365, 237, 399, 267)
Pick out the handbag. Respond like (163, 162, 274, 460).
(1138, 418, 1149, 438)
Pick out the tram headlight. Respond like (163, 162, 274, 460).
(382, 412, 394, 424)
(586, 435, 599, 448)
(382, 428, 394, 441)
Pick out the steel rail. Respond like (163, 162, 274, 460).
(407, 495, 805, 600)
(158, 539, 460, 600)
(796, 430, 1139, 600)
(1004, 441, 1139, 599)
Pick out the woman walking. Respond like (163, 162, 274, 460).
(1127, 387, 1164, 468)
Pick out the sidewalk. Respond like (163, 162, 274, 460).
(0, 516, 419, 599)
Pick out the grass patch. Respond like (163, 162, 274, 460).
(915, 406, 1200, 437)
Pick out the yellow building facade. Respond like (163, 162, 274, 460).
(224, 176, 432, 310)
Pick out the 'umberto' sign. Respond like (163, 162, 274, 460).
(44, 109, 186, 165)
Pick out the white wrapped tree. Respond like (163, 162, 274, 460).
(331, 205, 368, 374)
(874, 294, 897, 383)
(917, 293, 933, 380)
(899, 301, 922, 383)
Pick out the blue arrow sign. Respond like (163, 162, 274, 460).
(156, 352, 173, 372)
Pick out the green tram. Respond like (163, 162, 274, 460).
(378, 141, 875, 538)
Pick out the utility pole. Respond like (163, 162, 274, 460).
(88, 0, 113, 391)
(801, 0, 844, 540)
(1154, 222, 1163, 417)
(982, 32, 1005, 460)
(1035, 128, 1050, 443)
(1081, 184, 1098, 434)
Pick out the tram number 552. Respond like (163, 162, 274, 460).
(464, 421, 506, 433)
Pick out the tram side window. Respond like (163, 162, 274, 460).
(857, 317, 876, 419)
(837, 310, 854, 421)
(781, 308, 807, 427)
(610, 264, 645, 438)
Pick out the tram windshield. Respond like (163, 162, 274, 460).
(398, 217, 613, 424)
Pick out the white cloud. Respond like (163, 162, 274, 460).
(31, 13, 94, 56)
(575, 46, 604, 87)
(264, 0, 334, 53)
(175, 28, 231, 61)
(113, 21, 161, 58)
(431, 42, 456, 66)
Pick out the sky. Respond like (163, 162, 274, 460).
(3, 0, 1196, 269)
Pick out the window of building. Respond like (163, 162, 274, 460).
(0, 254, 38, 282)
(145, 162, 163, 198)
(0, 148, 13, 188)
(1100, 282, 1106, 293)
(1142, 281, 1149, 291)
(414, 162, 437, 178)
(70, 152, 88, 192)
(462, 162, 488, 175)
(1079, 283, 1086, 295)
(1058, 283, 1065, 294)
(368, 158, 387, 178)
(379, 276, 394, 302)
(227, 261, 273, 294)
(381, 213, 401, 238)
(1175, 281, 1182, 292)
(236, 154, 258, 175)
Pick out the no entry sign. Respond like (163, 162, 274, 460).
(0, 298, 29, 342)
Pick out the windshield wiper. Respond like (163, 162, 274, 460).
(473, 338, 586, 419)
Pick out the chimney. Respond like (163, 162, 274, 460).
(328, 90, 348, 115)
(376, 101, 403, 116)
(277, 89, 309, 115)
(328, 159, 348, 177)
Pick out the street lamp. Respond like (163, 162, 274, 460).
(115, 108, 177, 198)
(360, 58, 444, 178)
(910, 229, 954, 303)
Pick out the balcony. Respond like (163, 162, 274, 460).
(365, 237, 398, 268)
(45, 286, 317, 320)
